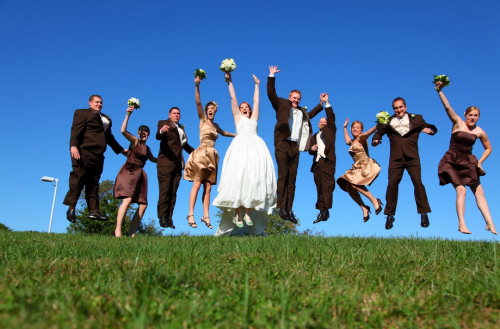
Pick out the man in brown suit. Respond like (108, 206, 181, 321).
(308, 94, 336, 223)
(156, 107, 194, 229)
(63, 95, 127, 223)
(267, 65, 325, 223)
(372, 97, 437, 230)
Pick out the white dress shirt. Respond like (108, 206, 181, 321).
(390, 113, 410, 136)
(315, 131, 326, 162)
(100, 113, 109, 130)
(289, 108, 303, 142)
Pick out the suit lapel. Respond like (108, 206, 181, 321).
(408, 113, 413, 132)
(167, 119, 181, 142)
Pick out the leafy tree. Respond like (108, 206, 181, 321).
(0, 223, 12, 231)
(66, 179, 163, 236)
(264, 208, 300, 235)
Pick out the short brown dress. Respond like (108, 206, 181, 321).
(438, 131, 481, 186)
(183, 126, 219, 184)
(113, 143, 153, 204)
(337, 142, 381, 191)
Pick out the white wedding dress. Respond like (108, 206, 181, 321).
(213, 116, 277, 236)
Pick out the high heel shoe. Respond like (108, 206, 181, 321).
(201, 216, 213, 229)
(186, 215, 197, 228)
(243, 213, 253, 226)
(375, 199, 384, 215)
(362, 205, 371, 222)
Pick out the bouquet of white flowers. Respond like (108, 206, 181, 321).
(220, 58, 237, 82)
(375, 111, 390, 124)
(128, 97, 141, 109)
(432, 75, 450, 90)
(194, 69, 206, 86)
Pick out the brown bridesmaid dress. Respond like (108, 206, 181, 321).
(183, 126, 219, 184)
(438, 131, 481, 186)
(337, 142, 381, 190)
(113, 143, 151, 204)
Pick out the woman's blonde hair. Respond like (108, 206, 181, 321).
(204, 101, 218, 114)
(465, 106, 480, 117)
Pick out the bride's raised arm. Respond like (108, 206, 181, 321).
(226, 72, 240, 125)
(195, 77, 206, 127)
(252, 74, 260, 121)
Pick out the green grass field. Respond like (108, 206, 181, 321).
(1, 232, 499, 328)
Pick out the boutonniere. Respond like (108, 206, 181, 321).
(410, 114, 415, 119)
(180, 123, 185, 129)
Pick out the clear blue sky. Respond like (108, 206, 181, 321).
(1, 0, 499, 240)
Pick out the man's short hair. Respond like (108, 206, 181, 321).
(89, 94, 102, 102)
(169, 107, 180, 113)
(289, 90, 302, 98)
(392, 97, 406, 108)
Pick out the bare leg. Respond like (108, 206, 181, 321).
(236, 206, 243, 225)
(128, 204, 148, 237)
(351, 184, 379, 210)
(201, 181, 213, 228)
(470, 183, 497, 235)
(452, 184, 471, 234)
(115, 198, 132, 237)
(345, 183, 368, 217)
(244, 208, 252, 225)
(188, 181, 202, 227)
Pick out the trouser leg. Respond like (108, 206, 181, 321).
(406, 157, 431, 214)
(384, 158, 405, 215)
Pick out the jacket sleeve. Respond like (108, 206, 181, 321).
(69, 110, 86, 149)
(325, 105, 335, 131)
(308, 134, 317, 156)
(372, 124, 387, 141)
(156, 121, 165, 140)
(420, 116, 438, 135)
(307, 103, 324, 120)
(106, 120, 124, 154)
(183, 142, 195, 154)
(267, 77, 280, 111)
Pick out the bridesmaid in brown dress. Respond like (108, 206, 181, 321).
(113, 106, 157, 237)
(184, 76, 235, 229)
(337, 119, 383, 222)
(435, 81, 497, 235)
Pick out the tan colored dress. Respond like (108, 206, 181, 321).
(183, 126, 219, 184)
(337, 142, 381, 190)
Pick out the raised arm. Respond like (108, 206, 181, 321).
(252, 74, 260, 121)
(121, 106, 139, 147)
(343, 118, 352, 146)
(195, 77, 206, 122)
(477, 129, 492, 168)
(267, 65, 281, 110)
(435, 81, 461, 126)
(214, 123, 235, 138)
(359, 125, 378, 144)
(226, 72, 240, 122)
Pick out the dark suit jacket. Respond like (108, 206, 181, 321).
(156, 119, 194, 168)
(267, 76, 323, 151)
(372, 113, 437, 160)
(69, 108, 123, 158)
(308, 105, 336, 172)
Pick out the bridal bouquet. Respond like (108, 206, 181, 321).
(375, 111, 390, 124)
(128, 97, 141, 110)
(194, 69, 206, 86)
(220, 58, 237, 82)
(432, 75, 450, 90)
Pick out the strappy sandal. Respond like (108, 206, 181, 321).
(201, 216, 213, 229)
(186, 215, 197, 228)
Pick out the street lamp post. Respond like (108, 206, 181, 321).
(41, 176, 59, 233)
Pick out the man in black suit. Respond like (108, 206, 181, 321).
(372, 97, 437, 229)
(308, 94, 336, 223)
(63, 95, 127, 223)
(267, 65, 324, 223)
(156, 107, 194, 228)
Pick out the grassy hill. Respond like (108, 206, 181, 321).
(0, 232, 499, 328)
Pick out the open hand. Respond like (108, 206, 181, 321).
(253, 74, 260, 85)
(343, 118, 349, 128)
(161, 125, 170, 133)
(372, 140, 381, 147)
(269, 65, 280, 75)
(70, 147, 80, 160)
(422, 128, 433, 134)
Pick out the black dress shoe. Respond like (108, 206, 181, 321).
(385, 215, 395, 230)
(421, 213, 430, 228)
(313, 209, 329, 224)
(288, 210, 298, 224)
(279, 208, 290, 221)
(159, 217, 168, 228)
(167, 218, 176, 229)
(88, 211, 108, 221)
(66, 208, 76, 223)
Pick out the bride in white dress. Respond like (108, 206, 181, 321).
(213, 72, 277, 236)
